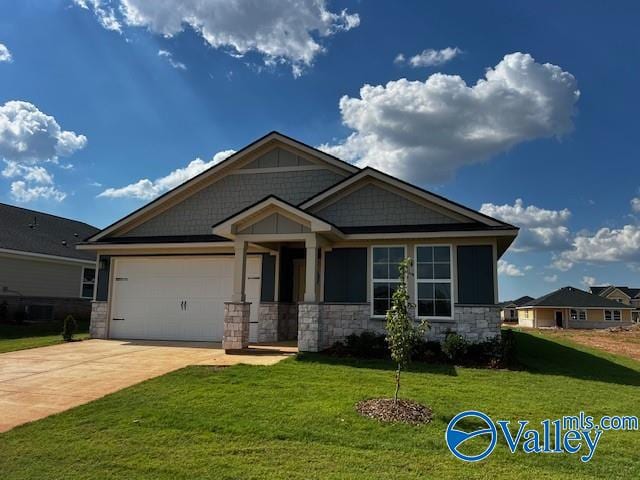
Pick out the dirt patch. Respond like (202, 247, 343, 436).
(538, 326, 640, 362)
(356, 398, 433, 425)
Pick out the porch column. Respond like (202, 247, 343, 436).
(224, 240, 250, 351)
(303, 236, 319, 303)
(299, 235, 321, 352)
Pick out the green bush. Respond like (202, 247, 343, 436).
(442, 332, 468, 363)
(62, 315, 77, 342)
(344, 331, 389, 358)
(500, 329, 517, 366)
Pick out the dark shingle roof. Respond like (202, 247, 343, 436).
(500, 295, 535, 307)
(522, 287, 635, 309)
(0, 203, 98, 261)
(590, 285, 640, 299)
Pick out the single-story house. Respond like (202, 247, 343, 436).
(517, 286, 635, 329)
(590, 285, 640, 322)
(499, 296, 534, 322)
(0, 203, 99, 322)
(78, 132, 519, 351)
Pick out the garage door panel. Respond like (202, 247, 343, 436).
(110, 256, 261, 342)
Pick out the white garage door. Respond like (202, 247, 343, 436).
(109, 256, 262, 342)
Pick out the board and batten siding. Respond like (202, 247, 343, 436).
(0, 254, 86, 298)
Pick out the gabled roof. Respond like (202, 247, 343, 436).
(300, 167, 518, 229)
(87, 131, 358, 243)
(0, 203, 98, 261)
(520, 287, 635, 309)
(212, 195, 343, 239)
(592, 285, 640, 299)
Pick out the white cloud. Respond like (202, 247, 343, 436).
(498, 259, 525, 277)
(544, 274, 558, 283)
(158, 49, 186, 70)
(524, 265, 533, 271)
(75, 0, 359, 76)
(0, 43, 12, 63)
(10, 181, 66, 202)
(631, 197, 640, 213)
(99, 149, 235, 200)
(581, 276, 597, 288)
(321, 52, 579, 183)
(555, 225, 640, 270)
(395, 47, 462, 67)
(481, 198, 572, 252)
(0, 101, 86, 202)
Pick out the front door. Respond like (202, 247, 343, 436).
(555, 311, 563, 328)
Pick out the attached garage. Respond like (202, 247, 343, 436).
(109, 256, 262, 342)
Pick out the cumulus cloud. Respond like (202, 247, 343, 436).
(0, 101, 87, 202)
(631, 197, 640, 213)
(544, 274, 558, 283)
(321, 52, 579, 183)
(99, 149, 235, 200)
(395, 47, 462, 67)
(158, 49, 186, 70)
(74, 0, 359, 76)
(498, 259, 525, 277)
(554, 225, 640, 271)
(0, 43, 12, 63)
(481, 198, 572, 252)
(581, 276, 597, 288)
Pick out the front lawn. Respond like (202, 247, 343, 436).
(0, 321, 89, 354)
(1, 330, 638, 479)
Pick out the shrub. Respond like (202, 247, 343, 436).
(62, 315, 77, 341)
(0, 301, 8, 324)
(345, 331, 389, 358)
(500, 329, 517, 366)
(13, 309, 26, 324)
(412, 339, 445, 363)
(442, 333, 468, 363)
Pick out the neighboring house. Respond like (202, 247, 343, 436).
(590, 285, 640, 322)
(517, 286, 635, 329)
(0, 203, 99, 322)
(499, 296, 534, 322)
(78, 132, 519, 352)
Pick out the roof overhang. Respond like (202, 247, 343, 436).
(0, 247, 95, 265)
(212, 196, 345, 241)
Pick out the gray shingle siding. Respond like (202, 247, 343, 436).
(122, 169, 345, 237)
(313, 184, 465, 227)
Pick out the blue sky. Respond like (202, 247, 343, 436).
(1, 0, 639, 301)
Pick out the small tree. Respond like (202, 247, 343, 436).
(62, 315, 77, 342)
(385, 258, 429, 403)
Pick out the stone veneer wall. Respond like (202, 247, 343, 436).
(450, 305, 502, 342)
(258, 302, 298, 342)
(318, 303, 372, 350)
(223, 302, 250, 350)
(277, 303, 298, 341)
(90, 301, 108, 339)
(298, 303, 321, 352)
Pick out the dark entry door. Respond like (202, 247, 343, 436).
(555, 311, 563, 328)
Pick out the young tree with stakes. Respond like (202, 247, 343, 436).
(385, 258, 429, 403)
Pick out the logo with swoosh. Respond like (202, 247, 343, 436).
(445, 410, 497, 462)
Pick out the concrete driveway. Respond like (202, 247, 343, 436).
(0, 339, 296, 433)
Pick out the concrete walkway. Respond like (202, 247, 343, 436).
(0, 339, 296, 433)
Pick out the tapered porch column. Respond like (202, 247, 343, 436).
(224, 240, 250, 351)
(299, 235, 321, 352)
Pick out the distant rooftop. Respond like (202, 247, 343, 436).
(0, 203, 98, 261)
(521, 286, 635, 309)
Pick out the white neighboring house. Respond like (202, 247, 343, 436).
(0, 203, 98, 322)
(499, 295, 534, 322)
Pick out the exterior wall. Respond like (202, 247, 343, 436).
(313, 183, 465, 227)
(450, 305, 502, 342)
(223, 302, 250, 350)
(604, 290, 632, 305)
(277, 303, 298, 341)
(501, 308, 518, 322)
(121, 169, 345, 237)
(518, 307, 634, 329)
(319, 303, 372, 349)
(90, 300, 108, 338)
(0, 254, 87, 298)
(239, 213, 310, 235)
(241, 147, 312, 169)
(257, 302, 297, 342)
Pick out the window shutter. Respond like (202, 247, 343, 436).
(324, 248, 367, 303)
(457, 245, 495, 305)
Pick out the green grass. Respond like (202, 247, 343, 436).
(0, 321, 89, 354)
(1, 330, 639, 479)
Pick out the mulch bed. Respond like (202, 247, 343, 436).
(356, 398, 433, 425)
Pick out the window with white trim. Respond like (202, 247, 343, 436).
(604, 309, 621, 321)
(415, 245, 452, 318)
(81, 267, 96, 299)
(570, 309, 587, 321)
(372, 246, 405, 316)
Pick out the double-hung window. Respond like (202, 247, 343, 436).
(415, 245, 453, 318)
(570, 309, 587, 321)
(604, 310, 621, 321)
(372, 246, 405, 316)
(81, 267, 96, 299)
